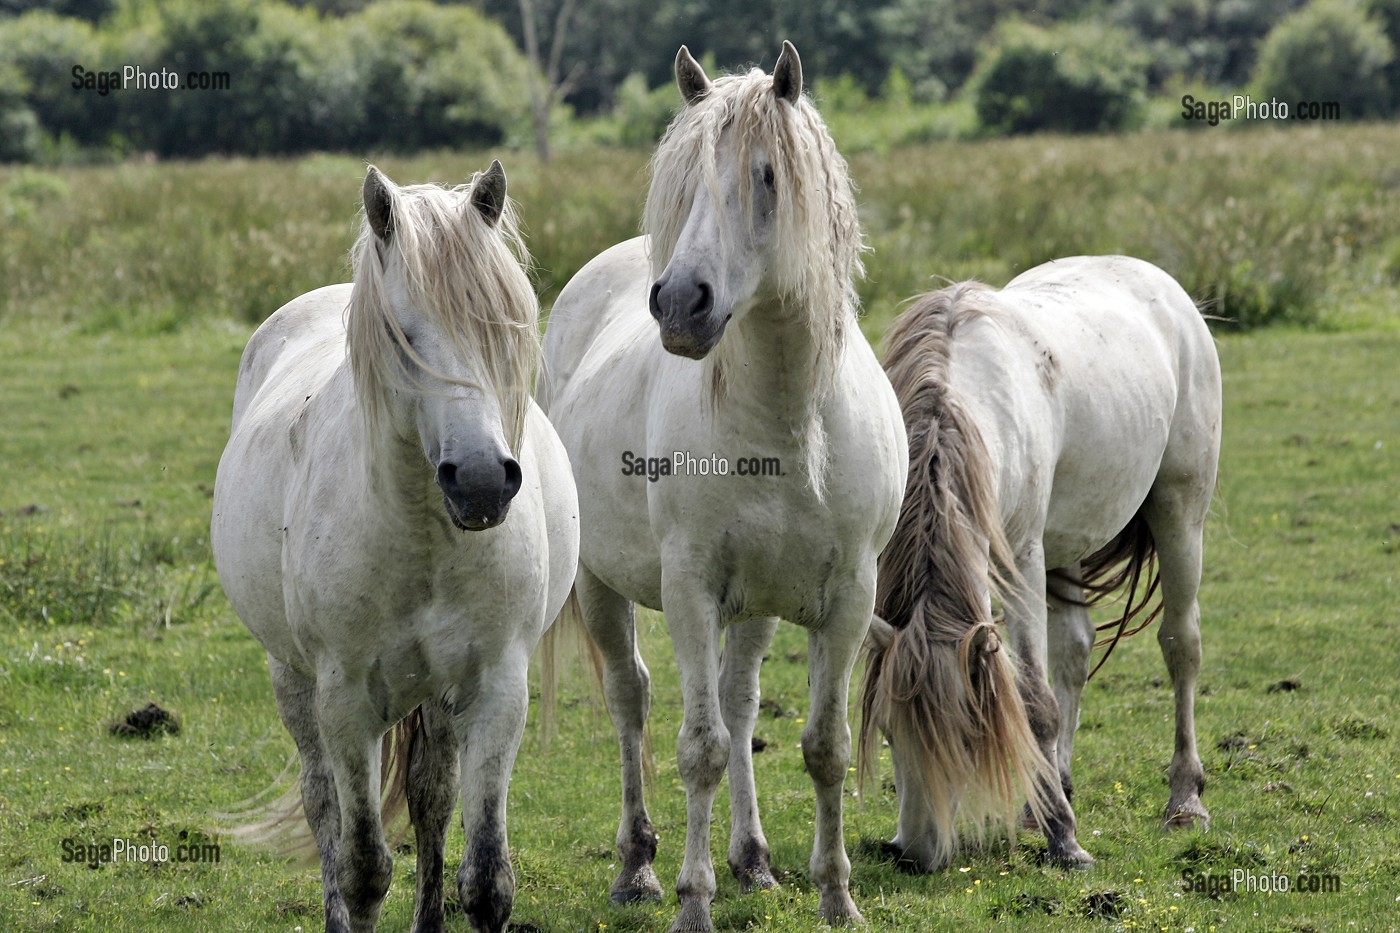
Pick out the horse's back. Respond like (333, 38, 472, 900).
(538, 236, 651, 411)
(214, 284, 352, 661)
(958, 256, 1220, 563)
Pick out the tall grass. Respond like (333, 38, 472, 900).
(4, 125, 1399, 335)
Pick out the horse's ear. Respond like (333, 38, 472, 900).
(470, 159, 507, 227)
(675, 45, 711, 105)
(773, 40, 802, 105)
(363, 165, 394, 241)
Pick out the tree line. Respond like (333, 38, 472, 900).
(3, 0, 1399, 163)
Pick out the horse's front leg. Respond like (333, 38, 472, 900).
(720, 616, 780, 892)
(662, 571, 728, 933)
(453, 654, 532, 933)
(803, 580, 873, 926)
(316, 674, 394, 933)
(269, 657, 348, 933)
(1007, 543, 1092, 867)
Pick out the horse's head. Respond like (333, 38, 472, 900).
(645, 42, 809, 359)
(351, 162, 537, 531)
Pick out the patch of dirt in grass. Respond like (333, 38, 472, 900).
(109, 702, 180, 738)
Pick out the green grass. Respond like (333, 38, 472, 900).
(6, 124, 1400, 337)
(2, 323, 1397, 932)
(2, 138, 1399, 931)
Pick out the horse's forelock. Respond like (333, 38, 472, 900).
(347, 175, 539, 451)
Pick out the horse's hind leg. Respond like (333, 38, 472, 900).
(1045, 566, 1095, 806)
(1143, 488, 1211, 830)
(407, 701, 459, 933)
(576, 565, 663, 904)
(720, 616, 780, 892)
(269, 656, 349, 933)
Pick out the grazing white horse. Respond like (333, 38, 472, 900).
(211, 163, 579, 933)
(539, 43, 906, 931)
(861, 255, 1220, 873)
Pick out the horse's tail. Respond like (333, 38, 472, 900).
(538, 586, 601, 742)
(218, 714, 420, 867)
(1053, 510, 1161, 680)
(859, 286, 1051, 867)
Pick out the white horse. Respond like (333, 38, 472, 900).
(539, 43, 906, 931)
(861, 255, 1220, 872)
(211, 163, 579, 933)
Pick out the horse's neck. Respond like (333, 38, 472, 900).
(709, 296, 830, 434)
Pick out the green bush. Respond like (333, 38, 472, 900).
(0, 0, 537, 161)
(969, 19, 1149, 135)
(1254, 0, 1394, 118)
(610, 72, 678, 148)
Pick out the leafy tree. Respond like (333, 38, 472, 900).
(969, 19, 1148, 135)
(0, 59, 41, 162)
(0, 12, 108, 148)
(1112, 0, 1307, 87)
(0, 0, 116, 22)
(1254, 0, 1393, 118)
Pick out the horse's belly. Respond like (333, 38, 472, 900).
(1040, 406, 1171, 569)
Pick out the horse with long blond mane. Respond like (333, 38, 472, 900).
(212, 163, 579, 933)
(861, 255, 1220, 873)
(539, 43, 907, 932)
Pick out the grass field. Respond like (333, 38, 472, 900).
(2, 130, 1399, 932)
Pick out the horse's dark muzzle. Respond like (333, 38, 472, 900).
(649, 277, 728, 359)
(436, 457, 522, 531)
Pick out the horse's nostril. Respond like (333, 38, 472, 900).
(500, 458, 523, 504)
(691, 282, 712, 317)
(648, 281, 664, 321)
(436, 461, 458, 492)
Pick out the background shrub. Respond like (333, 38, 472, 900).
(1253, 0, 1394, 118)
(969, 19, 1149, 135)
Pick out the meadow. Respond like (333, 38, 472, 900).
(1, 124, 1398, 932)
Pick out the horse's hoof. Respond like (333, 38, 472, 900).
(818, 891, 864, 926)
(609, 865, 664, 905)
(1048, 843, 1096, 869)
(1164, 799, 1210, 831)
(669, 898, 713, 933)
(736, 867, 779, 894)
(867, 839, 936, 874)
(730, 851, 779, 894)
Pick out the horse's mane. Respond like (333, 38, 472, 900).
(872, 283, 1015, 636)
(644, 66, 863, 496)
(346, 171, 538, 450)
(860, 282, 1048, 866)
